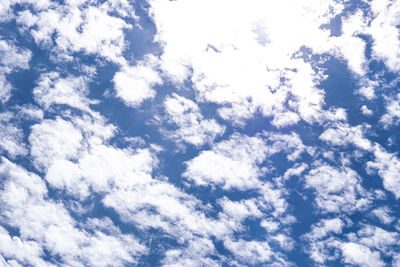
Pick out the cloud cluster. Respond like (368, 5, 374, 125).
(1, 0, 400, 265)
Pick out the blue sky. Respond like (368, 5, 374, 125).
(1, 0, 400, 266)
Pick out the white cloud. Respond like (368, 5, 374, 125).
(303, 218, 345, 264)
(340, 1, 400, 72)
(0, 40, 31, 70)
(33, 72, 96, 112)
(283, 163, 308, 180)
(305, 218, 344, 241)
(162, 238, 220, 267)
(16, 105, 44, 121)
(224, 239, 275, 265)
(113, 55, 162, 107)
(341, 242, 384, 267)
(367, 0, 400, 72)
(0, 226, 50, 267)
(218, 197, 262, 223)
(146, 0, 350, 126)
(358, 79, 379, 100)
(184, 131, 310, 190)
(0, 112, 28, 158)
(46, 144, 156, 199)
(0, 157, 147, 266)
(361, 105, 373, 116)
(0, 39, 31, 102)
(368, 144, 400, 198)
(319, 123, 372, 151)
(352, 225, 399, 256)
(29, 118, 83, 170)
(163, 93, 224, 147)
(380, 93, 400, 128)
(15, 0, 134, 64)
(183, 133, 269, 190)
(304, 164, 370, 213)
(371, 207, 394, 225)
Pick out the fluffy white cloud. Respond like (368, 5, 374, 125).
(224, 239, 273, 265)
(367, 0, 400, 72)
(161, 237, 219, 267)
(29, 118, 83, 170)
(320, 123, 372, 150)
(340, 0, 400, 72)
(341, 242, 384, 267)
(306, 218, 344, 241)
(0, 157, 147, 266)
(113, 55, 162, 107)
(0, 226, 50, 267)
(361, 105, 373, 116)
(33, 72, 97, 112)
(163, 93, 225, 147)
(380, 93, 400, 128)
(46, 144, 156, 199)
(0, 39, 31, 102)
(303, 218, 345, 264)
(0, 112, 28, 158)
(183, 133, 269, 190)
(145, 0, 352, 126)
(15, 0, 134, 64)
(304, 164, 370, 213)
(350, 225, 399, 256)
(368, 144, 400, 198)
(183, 132, 308, 190)
(371, 207, 394, 225)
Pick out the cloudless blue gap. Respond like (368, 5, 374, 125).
(320, 58, 363, 126)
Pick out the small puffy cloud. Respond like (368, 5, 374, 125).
(371, 207, 394, 225)
(283, 163, 308, 180)
(29, 118, 83, 170)
(46, 145, 156, 199)
(319, 123, 372, 151)
(352, 225, 400, 256)
(305, 218, 344, 241)
(224, 239, 274, 265)
(33, 72, 96, 112)
(0, 40, 31, 70)
(330, 10, 368, 75)
(217, 197, 263, 225)
(368, 144, 400, 198)
(184, 131, 309, 190)
(380, 93, 400, 128)
(113, 56, 162, 107)
(0, 112, 28, 158)
(340, 242, 384, 267)
(163, 93, 225, 147)
(16, 105, 44, 120)
(361, 105, 373, 116)
(183, 133, 269, 190)
(303, 218, 345, 264)
(162, 238, 219, 267)
(304, 164, 370, 213)
(357, 79, 379, 100)
(0, 39, 31, 102)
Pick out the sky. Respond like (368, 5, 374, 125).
(0, 0, 400, 266)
